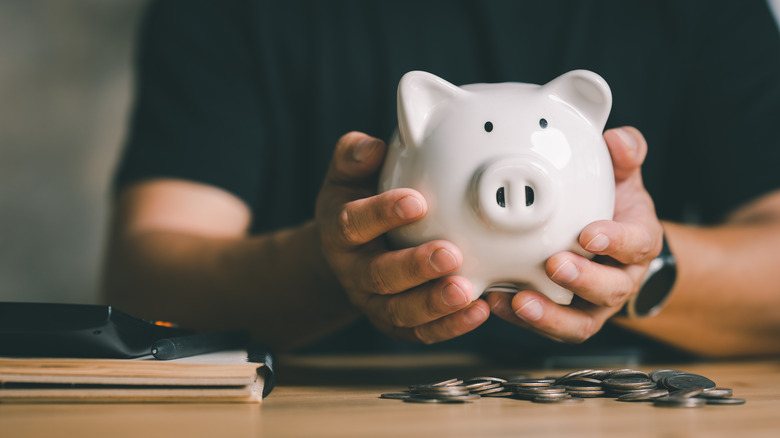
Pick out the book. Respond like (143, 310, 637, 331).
(0, 350, 271, 403)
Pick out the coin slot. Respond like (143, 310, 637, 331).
(525, 185, 534, 206)
(496, 187, 506, 208)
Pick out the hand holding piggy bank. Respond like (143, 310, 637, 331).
(379, 70, 615, 305)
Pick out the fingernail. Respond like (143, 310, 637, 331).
(516, 299, 543, 321)
(585, 233, 609, 252)
(465, 304, 488, 325)
(441, 283, 467, 307)
(551, 260, 579, 283)
(616, 128, 637, 151)
(393, 196, 424, 220)
(429, 248, 457, 273)
(352, 138, 379, 162)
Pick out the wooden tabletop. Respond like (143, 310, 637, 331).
(2, 353, 779, 438)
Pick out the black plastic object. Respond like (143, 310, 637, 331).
(0, 302, 192, 358)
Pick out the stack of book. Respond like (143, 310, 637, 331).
(0, 350, 270, 403)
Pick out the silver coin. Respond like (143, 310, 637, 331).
(669, 388, 704, 398)
(653, 396, 707, 408)
(403, 395, 441, 403)
(505, 378, 555, 387)
(564, 384, 603, 392)
(649, 369, 685, 383)
(567, 389, 606, 398)
(698, 388, 733, 398)
(380, 392, 411, 400)
(602, 379, 657, 393)
(562, 377, 603, 387)
(554, 369, 598, 383)
(473, 386, 505, 396)
(465, 377, 507, 384)
(532, 392, 572, 400)
(616, 389, 669, 402)
(404, 395, 471, 404)
(434, 393, 482, 401)
(703, 397, 746, 405)
(412, 385, 470, 392)
(463, 381, 492, 391)
(514, 385, 567, 394)
(414, 389, 471, 397)
(470, 382, 501, 392)
(432, 378, 461, 387)
(664, 373, 716, 391)
(481, 391, 515, 397)
(604, 369, 649, 379)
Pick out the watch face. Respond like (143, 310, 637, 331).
(633, 263, 677, 317)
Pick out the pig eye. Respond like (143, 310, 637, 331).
(539, 118, 548, 129)
(484, 121, 494, 132)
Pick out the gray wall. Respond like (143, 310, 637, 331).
(0, 1, 778, 306)
(0, 0, 146, 304)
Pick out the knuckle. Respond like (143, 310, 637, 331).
(604, 288, 630, 308)
(367, 261, 395, 295)
(422, 290, 444, 320)
(384, 299, 409, 328)
(413, 325, 434, 344)
(337, 208, 366, 246)
(634, 235, 655, 263)
(570, 319, 599, 344)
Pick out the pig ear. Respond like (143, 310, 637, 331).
(543, 70, 612, 130)
(397, 71, 466, 146)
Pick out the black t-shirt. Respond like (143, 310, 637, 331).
(118, 0, 780, 231)
(115, 0, 780, 359)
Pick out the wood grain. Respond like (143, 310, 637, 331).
(1, 356, 779, 438)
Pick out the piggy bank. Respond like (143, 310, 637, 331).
(378, 70, 615, 304)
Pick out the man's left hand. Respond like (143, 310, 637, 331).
(486, 126, 664, 343)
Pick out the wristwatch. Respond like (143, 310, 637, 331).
(619, 234, 677, 319)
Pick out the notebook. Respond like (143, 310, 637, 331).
(0, 350, 271, 403)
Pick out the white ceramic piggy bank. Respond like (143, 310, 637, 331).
(378, 70, 615, 305)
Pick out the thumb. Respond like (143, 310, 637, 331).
(326, 131, 386, 185)
(603, 126, 647, 182)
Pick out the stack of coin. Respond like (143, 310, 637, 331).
(380, 368, 745, 407)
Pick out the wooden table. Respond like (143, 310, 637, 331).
(2, 353, 779, 438)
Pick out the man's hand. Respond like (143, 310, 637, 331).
(487, 126, 663, 343)
(315, 132, 490, 343)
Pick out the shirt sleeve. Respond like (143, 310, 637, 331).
(678, 0, 780, 222)
(114, 0, 264, 209)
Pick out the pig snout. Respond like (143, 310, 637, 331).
(472, 157, 556, 231)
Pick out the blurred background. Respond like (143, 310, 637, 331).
(1, 0, 779, 306)
(0, 0, 147, 304)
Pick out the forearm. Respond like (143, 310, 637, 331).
(615, 218, 780, 357)
(102, 220, 361, 352)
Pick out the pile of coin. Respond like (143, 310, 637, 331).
(379, 368, 746, 407)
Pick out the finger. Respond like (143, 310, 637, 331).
(578, 219, 659, 265)
(545, 252, 640, 308)
(367, 276, 474, 328)
(324, 188, 427, 248)
(359, 240, 462, 295)
(410, 299, 490, 344)
(603, 126, 647, 182)
(324, 131, 386, 185)
(485, 292, 565, 342)
(509, 290, 614, 344)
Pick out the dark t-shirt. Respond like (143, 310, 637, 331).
(115, 0, 780, 359)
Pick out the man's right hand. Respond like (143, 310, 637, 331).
(315, 132, 490, 343)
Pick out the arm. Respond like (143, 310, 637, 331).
(104, 132, 490, 352)
(617, 194, 780, 357)
(102, 179, 360, 352)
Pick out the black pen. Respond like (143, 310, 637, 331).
(151, 330, 250, 360)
